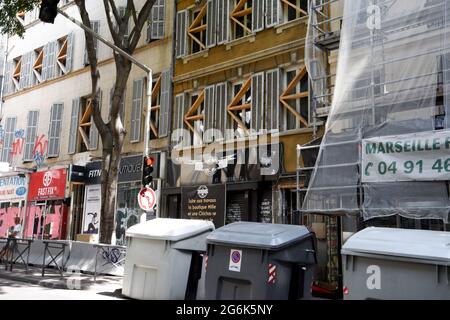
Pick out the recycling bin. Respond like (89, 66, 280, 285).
(122, 218, 214, 300)
(342, 227, 450, 300)
(205, 222, 317, 300)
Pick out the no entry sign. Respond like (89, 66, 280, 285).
(138, 187, 157, 211)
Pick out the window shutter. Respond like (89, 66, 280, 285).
(204, 85, 216, 143)
(1, 117, 17, 163)
(251, 72, 265, 133)
(131, 79, 143, 142)
(89, 92, 101, 150)
(173, 93, 186, 143)
(265, 69, 280, 131)
(217, 0, 230, 44)
(148, 0, 165, 42)
(68, 98, 80, 154)
(85, 21, 100, 64)
(41, 43, 49, 81)
(252, 0, 265, 32)
(176, 10, 188, 58)
(48, 41, 59, 80)
(3, 61, 13, 95)
(48, 103, 64, 157)
(206, 0, 217, 48)
(266, 0, 281, 27)
(65, 32, 74, 73)
(215, 82, 228, 141)
(158, 69, 171, 137)
(24, 111, 39, 161)
(19, 52, 32, 89)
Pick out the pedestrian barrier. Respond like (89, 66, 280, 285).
(0, 237, 34, 273)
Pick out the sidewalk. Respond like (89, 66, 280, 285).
(0, 263, 125, 297)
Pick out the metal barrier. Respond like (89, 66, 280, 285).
(93, 244, 126, 282)
(0, 237, 33, 273)
(42, 240, 71, 277)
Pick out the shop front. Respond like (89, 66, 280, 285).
(84, 155, 144, 245)
(25, 168, 69, 240)
(0, 175, 28, 237)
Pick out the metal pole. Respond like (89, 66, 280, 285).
(0, 34, 9, 119)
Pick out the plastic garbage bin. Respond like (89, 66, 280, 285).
(205, 222, 317, 300)
(342, 227, 450, 300)
(122, 218, 215, 300)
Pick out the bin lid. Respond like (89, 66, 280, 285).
(126, 218, 215, 241)
(206, 222, 311, 249)
(342, 227, 450, 262)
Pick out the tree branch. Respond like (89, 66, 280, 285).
(129, 0, 156, 50)
(103, 0, 121, 44)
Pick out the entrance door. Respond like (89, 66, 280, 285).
(226, 191, 249, 224)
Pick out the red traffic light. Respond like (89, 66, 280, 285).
(145, 156, 155, 166)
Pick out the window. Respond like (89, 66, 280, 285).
(33, 47, 44, 83)
(147, 0, 165, 42)
(23, 111, 39, 162)
(47, 103, 64, 157)
(230, 0, 254, 39)
(85, 21, 100, 65)
(280, 66, 309, 130)
(130, 79, 144, 142)
(19, 52, 34, 89)
(173, 93, 187, 144)
(189, 5, 207, 54)
(176, 10, 188, 58)
(157, 70, 171, 138)
(78, 94, 100, 151)
(281, 0, 308, 23)
(228, 78, 252, 135)
(12, 56, 22, 91)
(56, 33, 74, 74)
(184, 92, 205, 146)
(68, 98, 81, 155)
(1, 117, 17, 163)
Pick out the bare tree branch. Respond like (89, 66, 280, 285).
(129, 0, 156, 50)
(103, 0, 121, 44)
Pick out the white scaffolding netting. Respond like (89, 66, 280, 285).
(303, 0, 450, 222)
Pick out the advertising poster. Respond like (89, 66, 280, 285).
(83, 185, 101, 234)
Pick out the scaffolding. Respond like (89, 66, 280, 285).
(299, 0, 450, 223)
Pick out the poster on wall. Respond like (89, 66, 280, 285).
(83, 185, 101, 234)
(0, 176, 27, 202)
(181, 184, 226, 227)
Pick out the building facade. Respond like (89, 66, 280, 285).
(0, 0, 173, 244)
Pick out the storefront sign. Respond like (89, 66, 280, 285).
(28, 169, 67, 201)
(83, 185, 101, 234)
(362, 130, 450, 183)
(181, 184, 226, 227)
(85, 155, 145, 185)
(0, 176, 27, 202)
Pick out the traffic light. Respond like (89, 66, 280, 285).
(39, 0, 60, 24)
(142, 156, 155, 186)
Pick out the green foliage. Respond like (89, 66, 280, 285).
(0, 0, 41, 37)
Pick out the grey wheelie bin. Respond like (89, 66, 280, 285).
(342, 227, 450, 300)
(205, 222, 317, 300)
(122, 218, 214, 300)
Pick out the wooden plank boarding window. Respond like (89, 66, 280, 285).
(188, 4, 207, 54)
(230, 0, 253, 39)
(12, 57, 22, 91)
(281, 0, 308, 23)
(280, 66, 309, 128)
(184, 90, 205, 142)
(56, 33, 74, 74)
(227, 77, 252, 135)
(150, 74, 162, 139)
(78, 97, 99, 150)
(33, 48, 44, 83)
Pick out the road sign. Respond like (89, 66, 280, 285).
(138, 187, 157, 211)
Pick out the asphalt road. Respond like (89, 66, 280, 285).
(0, 277, 124, 300)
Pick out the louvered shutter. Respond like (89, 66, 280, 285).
(1, 117, 17, 162)
(251, 73, 264, 133)
(148, 0, 165, 42)
(48, 103, 64, 157)
(46, 41, 58, 80)
(215, 82, 228, 141)
(443, 53, 450, 129)
(19, 52, 32, 89)
(131, 79, 143, 142)
(265, 69, 280, 131)
(159, 69, 171, 137)
(85, 21, 100, 64)
(89, 92, 101, 150)
(206, 0, 217, 48)
(203, 85, 215, 143)
(23, 111, 39, 161)
(252, 0, 265, 32)
(173, 93, 186, 143)
(217, 0, 230, 44)
(68, 98, 80, 154)
(176, 10, 188, 58)
(266, 0, 281, 27)
(65, 32, 74, 73)
(3, 61, 13, 95)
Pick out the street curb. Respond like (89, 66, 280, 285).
(0, 272, 92, 290)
